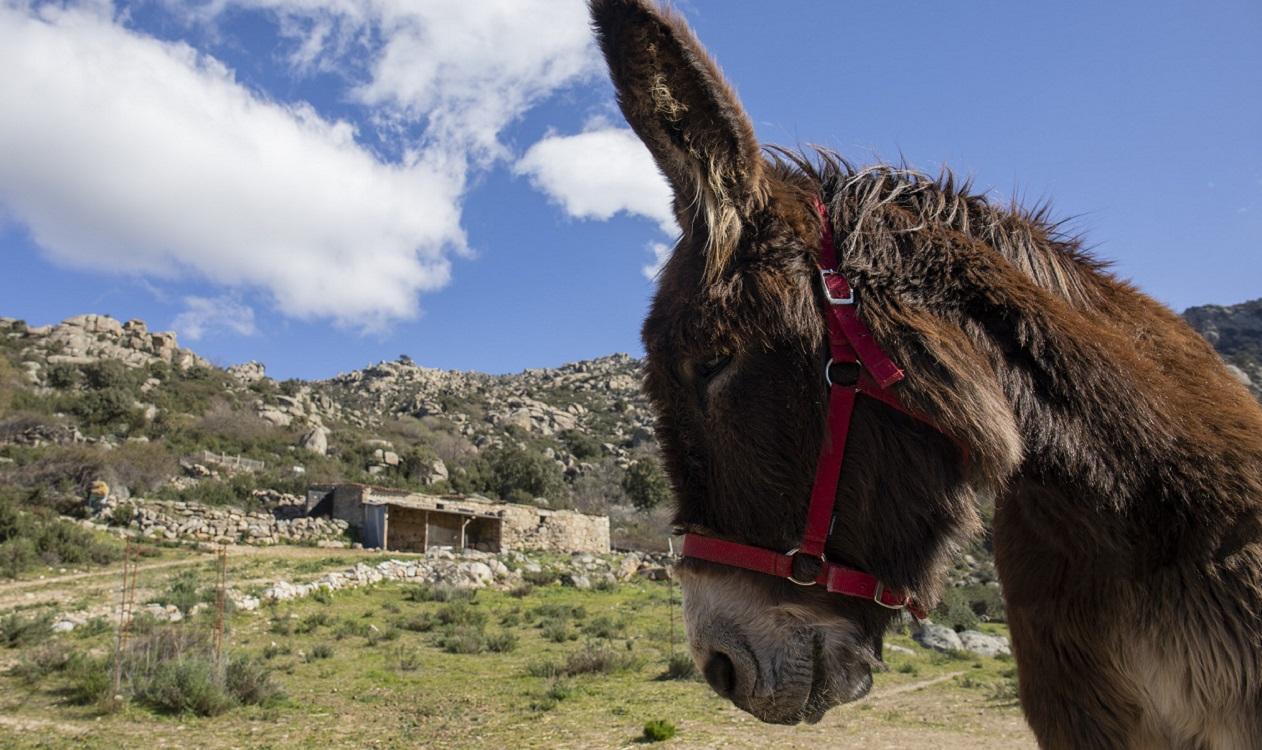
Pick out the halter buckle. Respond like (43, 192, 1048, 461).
(818, 269, 855, 305)
(872, 582, 909, 610)
(785, 547, 825, 586)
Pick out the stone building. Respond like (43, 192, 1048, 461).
(305, 484, 610, 555)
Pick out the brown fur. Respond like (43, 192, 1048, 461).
(591, 0, 1262, 746)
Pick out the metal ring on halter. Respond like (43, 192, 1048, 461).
(872, 582, 908, 610)
(785, 547, 826, 586)
(824, 358, 862, 387)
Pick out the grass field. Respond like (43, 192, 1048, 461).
(0, 546, 1034, 749)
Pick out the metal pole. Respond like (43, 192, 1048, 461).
(212, 543, 227, 684)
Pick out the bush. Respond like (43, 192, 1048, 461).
(582, 615, 625, 640)
(8, 643, 73, 684)
(134, 658, 236, 716)
(541, 619, 571, 643)
(62, 652, 111, 706)
(485, 631, 518, 653)
(934, 587, 981, 631)
(0, 486, 120, 577)
(392, 647, 422, 673)
(559, 645, 640, 676)
(435, 602, 486, 628)
(480, 444, 564, 503)
(397, 613, 435, 633)
(530, 677, 576, 711)
(99, 628, 286, 716)
(150, 570, 214, 615)
(0, 612, 54, 648)
(642, 719, 677, 743)
(224, 655, 286, 706)
(437, 625, 486, 654)
(622, 457, 670, 511)
(306, 643, 334, 661)
(558, 429, 602, 460)
(660, 653, 697, 681)
(404, 584, 475, 604)
(522, 569, 559, 587)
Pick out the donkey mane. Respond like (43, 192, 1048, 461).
(769, 147, 1103, 309)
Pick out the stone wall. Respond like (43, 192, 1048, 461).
(499, 505, 610, 555)
(94, 497, 349, 546)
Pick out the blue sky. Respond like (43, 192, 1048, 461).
(1, 0, 1258, 380)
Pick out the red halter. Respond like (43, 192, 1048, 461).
(680, 196, 945, 620)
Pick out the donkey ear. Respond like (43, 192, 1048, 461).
(590, 0, 765, 277)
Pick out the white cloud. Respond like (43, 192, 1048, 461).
(172, 296, 257, 340)
(0, 3, 465, 329)
(0, 1, 601, 331)
(515, 124, 679, 279)
(191, 0, 600, 162)
(642, 241, 672, 281)
(515, 126, 677, 235)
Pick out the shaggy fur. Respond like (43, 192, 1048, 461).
(591, 0, 1262, 746)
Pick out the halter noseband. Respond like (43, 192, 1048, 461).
(680, 196, 950, 620)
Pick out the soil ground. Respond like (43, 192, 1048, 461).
(0, 545, 1035, 749)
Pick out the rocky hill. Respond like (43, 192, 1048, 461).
(1, 298, 1258, 561)
(0, 313, 667, 553)
(1184, 298, 1262, 397)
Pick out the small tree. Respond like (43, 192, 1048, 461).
(622, 458, 670, 511)
(484, 445, 563, 503)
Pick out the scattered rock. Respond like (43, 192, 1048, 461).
(958, 630, 1011, 657)
(913, 621, 964, 653)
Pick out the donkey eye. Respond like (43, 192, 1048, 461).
(696, 355, 732, 381)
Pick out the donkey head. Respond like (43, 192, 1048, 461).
(592, 0, 1026, 724)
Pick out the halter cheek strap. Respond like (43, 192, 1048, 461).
(680, 196, 952, 621)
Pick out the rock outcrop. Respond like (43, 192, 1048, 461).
(1184, 298, 1262, 398)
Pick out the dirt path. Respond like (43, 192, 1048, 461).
(0, 545, 377, 611)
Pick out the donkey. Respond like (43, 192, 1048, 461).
(590, 1, 1262, 747)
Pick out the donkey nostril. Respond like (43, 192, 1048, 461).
(704, 651, 737, 698)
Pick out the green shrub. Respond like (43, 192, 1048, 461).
(296, 612, 331, 634)
(62, 652, 111, 706)
(397, 613, 435, 633)
(559, 430, 603, 460)
(530, 677, 577, 712)
(522, 569, 559, 586)
(133, 658, 236, 716)
(392, 647, 422, 672)
(525, 659, 562, 679)
(149, 570, 214, 614)
(559, 645, 639, 676)
(404, 584, 475, 603)
(934, 587, 981, 631)
(582, 615, 625, 640)
(0, 492, 120, 577)
(224, 655, 286, 706)
(367, 626, 400, 646)
(262, 642, 291, 660)
(541, 619, 571, 643)
(480, 444, 564, 503)
(437, 625, 486, 654)
(485, 631, 518, 653)
(660, 653, 697, 681)
(530, 603, 585, 622)
(622, 458, 670, 510)
(306, 643, 334, 661)
(434, 602, 486, 628)
(8, 643, 73, 684)
(0, 611, 54, 648)
(642, 719, 677, 743)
